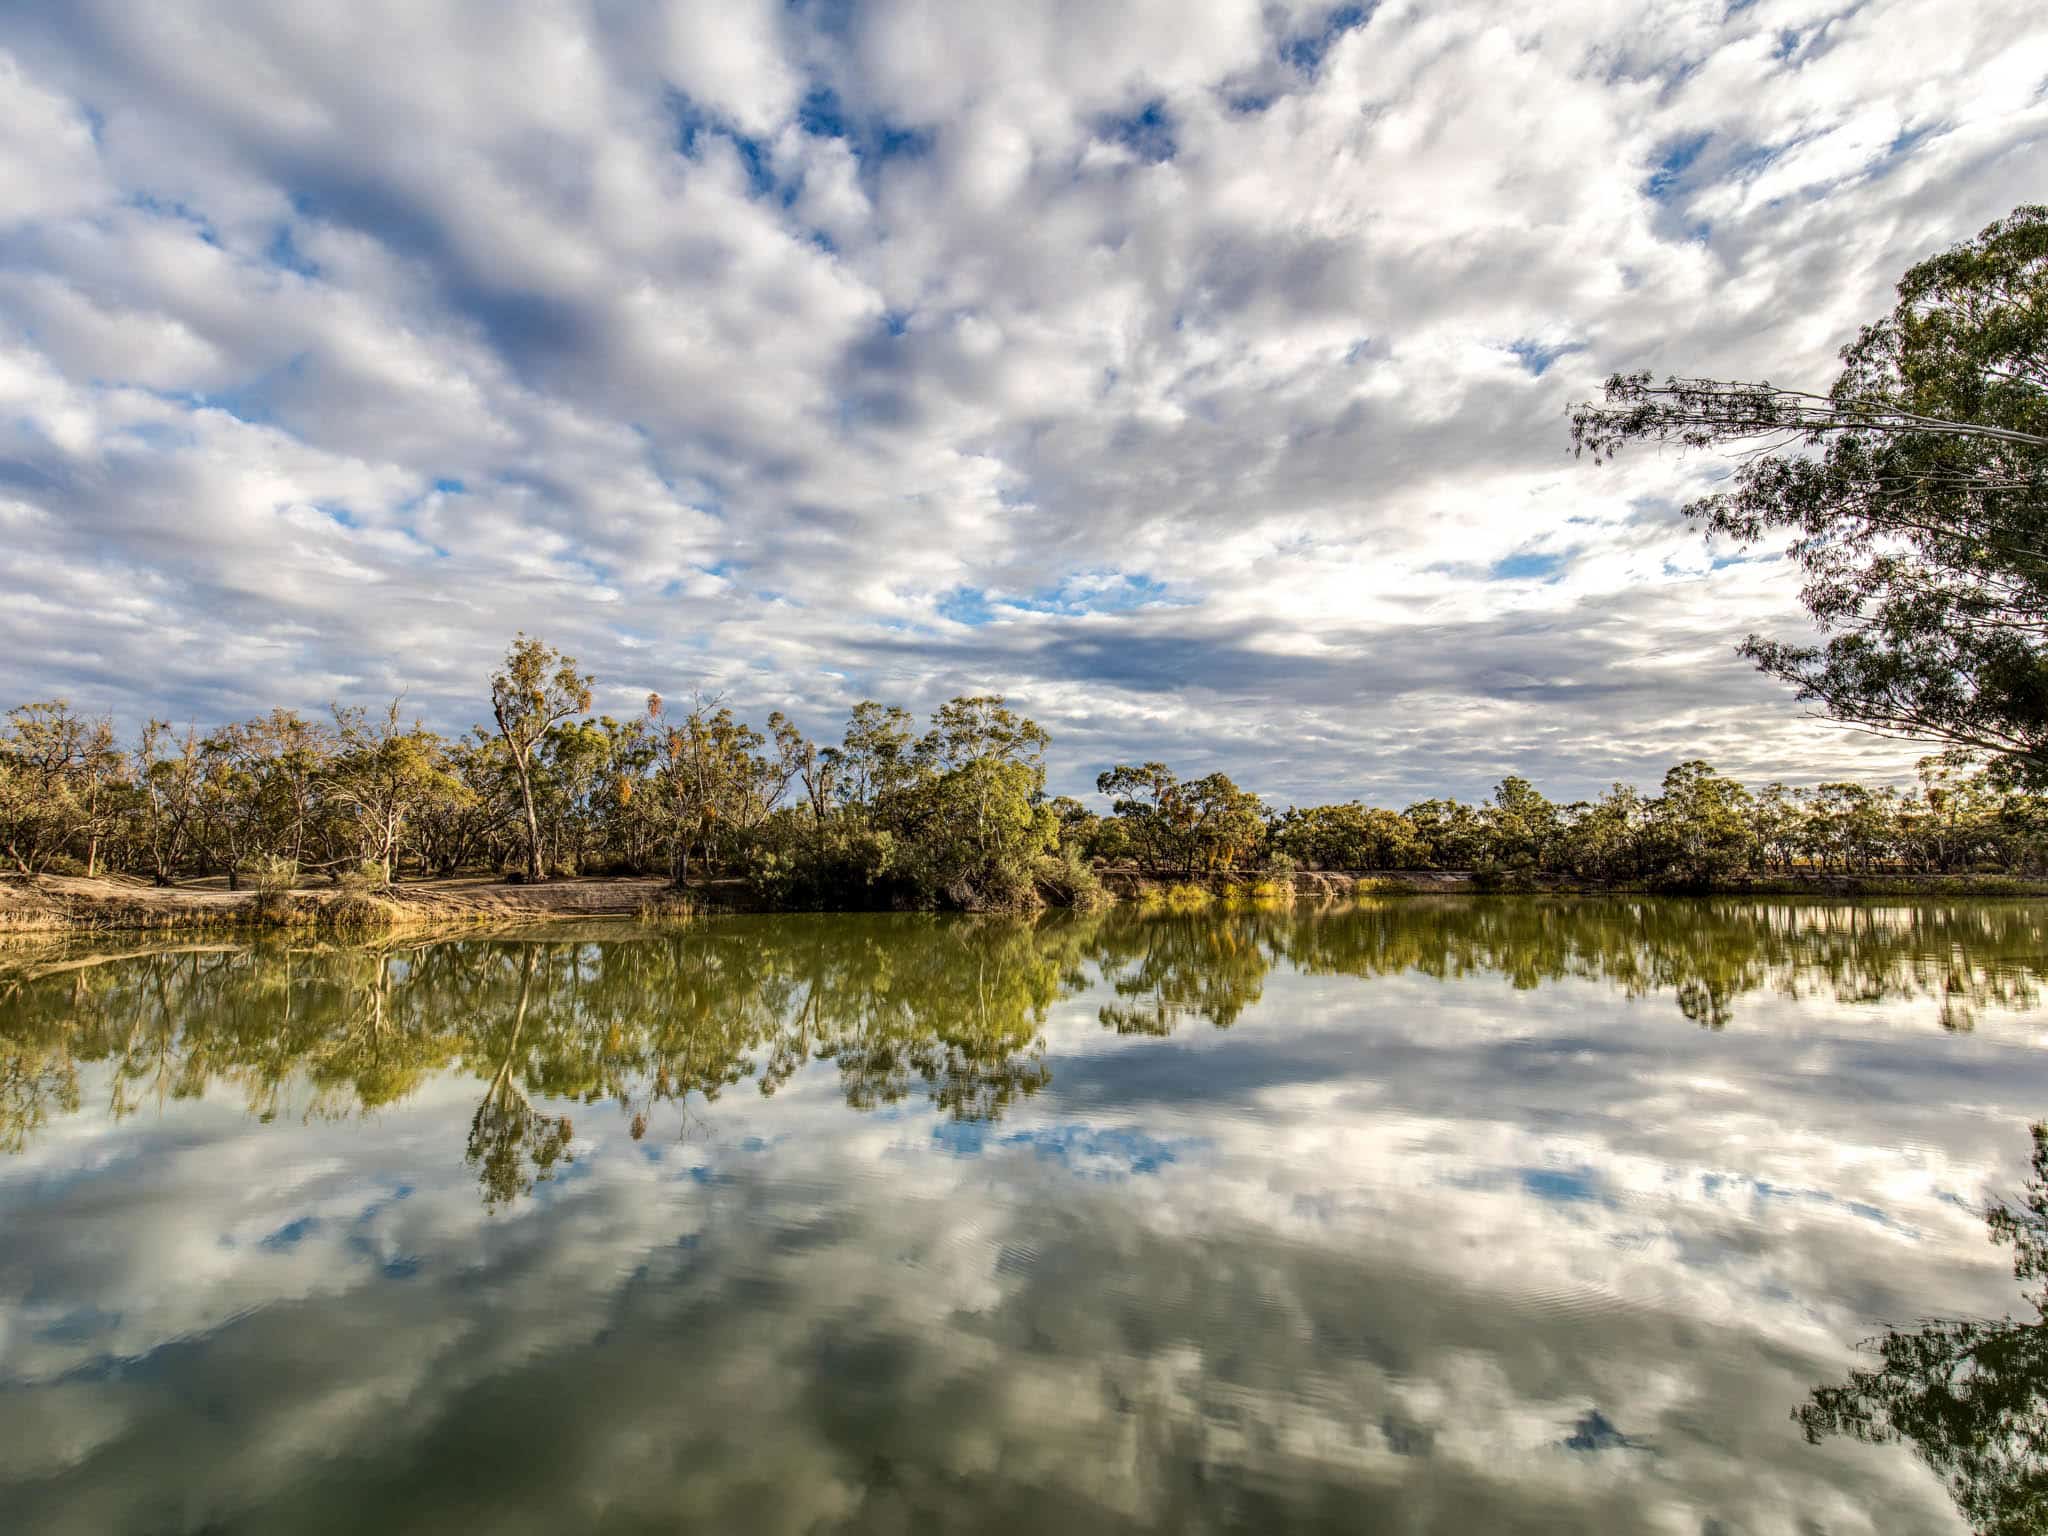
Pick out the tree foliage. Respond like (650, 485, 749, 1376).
(1572, 204, 2048, 785)
(489, 634, 593, 881)
(7, 637, 2048, 900)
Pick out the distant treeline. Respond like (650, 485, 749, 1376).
(2, 635, 2045, 909)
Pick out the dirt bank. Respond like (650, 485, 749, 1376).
(5, 866, 2040, 936)
(0, 872, 679, 933)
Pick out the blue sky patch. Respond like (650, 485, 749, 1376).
(1281, 3, 1374, 76)
(1490, 550, 1568, 582)
(938, 586, 995, 626)
(265, 224, 320, 278)
(1100, 100, 1177, 163)
(261, 1215, 318, 1250)
(1520, 1166, 1603, 1204)
(931, 1119, 1200, 1176)
(799, 86, 934, 161)
(1506, 339, 1585, 377)
(1644, 132, 1710, 200)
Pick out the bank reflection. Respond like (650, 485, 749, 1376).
(2, 899, 2043, 1199)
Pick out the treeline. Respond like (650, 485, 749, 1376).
(1077, 759, 2048, 886)
(0, 635, 1084, 911)
(2, 634, 2046, 908)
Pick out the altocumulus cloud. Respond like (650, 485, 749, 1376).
(0, 0, 2042, 803)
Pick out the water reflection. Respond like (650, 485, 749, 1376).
(3, 900, 2044, 1190)
(1801, 1122, 2048, 1536)
(3, 898, 2047, 1533)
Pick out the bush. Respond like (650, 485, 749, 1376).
(317, 892, 400, 932)
(741, 825, 909, 910)
(251, 855, 298, 896)
(1034, 845, 1109, 910)
(1471, 866, 1542, 894)
(336, 859, 387, 892)
(942, 849, 1042, 914)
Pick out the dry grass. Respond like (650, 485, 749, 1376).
(635, 890, 697, 921)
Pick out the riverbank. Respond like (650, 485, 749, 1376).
(4, 867, 2044, 935)
(0, 872, 680, 934)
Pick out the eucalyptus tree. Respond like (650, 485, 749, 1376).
(915, 695, 1057, 903)
(324, 702, 469, 884)
(1400, 797, 1487, 870)
(1485, 775, 1563, 871)
(1097, 762, 1266, 878)
(1093, 762, 1181, 873)
(195, 723, 266, 888)
(825, 701, 919, 825)
(646, 694, 769, 886)
(488, 634, 593, 881)
(0, 700, 124, 877)
(246, 709, 335, 869)
(1645, 761, 1755, 886)
(1573, 204, 2048, 784)
(1271, 802, 1424, 870)
(132, 721, 205, 887)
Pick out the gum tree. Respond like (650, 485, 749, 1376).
(488, 634, 593, 881)
(1573, 204, 2048, 785)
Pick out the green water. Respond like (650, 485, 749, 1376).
(3, 898, 2046, 1533)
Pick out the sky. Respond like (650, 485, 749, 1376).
(0, 0, 2043, 806)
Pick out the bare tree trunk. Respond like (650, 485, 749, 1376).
(517, 762, 544, 881)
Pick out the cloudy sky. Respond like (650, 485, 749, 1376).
(0, 0, 2042, 803)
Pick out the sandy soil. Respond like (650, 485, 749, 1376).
(0, 872, 680, 933)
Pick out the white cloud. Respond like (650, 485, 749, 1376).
(0, 0, 2042, 799)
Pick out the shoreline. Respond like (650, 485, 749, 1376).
(4, 868, 2045, 936)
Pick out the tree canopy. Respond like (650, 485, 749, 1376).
(1572, 204, 2048, 786)
(6, 635, 2048, 903)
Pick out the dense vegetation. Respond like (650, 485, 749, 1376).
(3, 634, 2046, 908)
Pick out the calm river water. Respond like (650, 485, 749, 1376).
(3, 898, 2046, 1534)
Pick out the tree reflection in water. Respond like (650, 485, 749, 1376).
(1, 898, 2043, 1205)
(1800, 1122, 2048, 1536)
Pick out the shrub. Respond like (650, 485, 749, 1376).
(742, 826, 909, 910)
(251, 855, 298, 896)
(1034, 845, 1109, 910)
(336, 859, 386, 892)
(318, 892, 400, 933)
